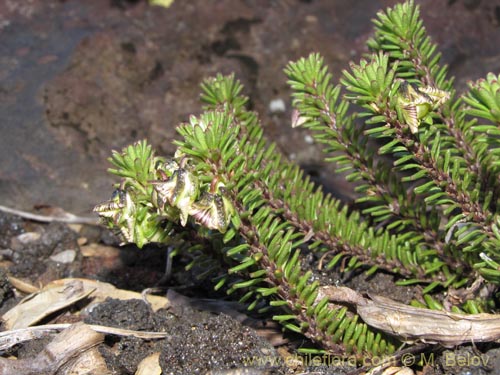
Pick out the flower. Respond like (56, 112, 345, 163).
(93, 189, 137, 244)
(189, 185, 235, 233)
(151, 168, 199, 226)
(397, 81, 450, 134)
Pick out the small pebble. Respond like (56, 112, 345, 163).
(10, 232, 41, 250)
(305, 14, 318, 23)
(269, 98, 286, 113)
(77, 237, 88, 246)
(50, 249, 77, 264)
(14, 232, 41, 244)
(304, 134, 314, 144)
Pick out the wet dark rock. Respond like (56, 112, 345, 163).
(2, 0, 499, 213)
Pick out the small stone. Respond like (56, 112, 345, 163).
(269, 98, 286, 113)
(10, 232, 41, 250)
(68, 224, 83, 233)
(80, 243, 120, 258)
(50, 249, 77, 264)
(14, 232, 41, 244)
(305, 14, 318, 23)
(77, 237, 88, 246)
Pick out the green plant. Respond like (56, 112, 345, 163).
(94, 0, 499, 364)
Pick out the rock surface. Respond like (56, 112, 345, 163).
(1, 0, 499, 214)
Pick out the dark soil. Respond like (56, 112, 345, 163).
(0, 212, 285, 374)
(84, 298, 278, 375)
(1, 0, 500, 374)
(1, 212, 499, 374)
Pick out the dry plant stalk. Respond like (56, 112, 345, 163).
(318, 286, 500, 347)
(0, 323, 103, 375)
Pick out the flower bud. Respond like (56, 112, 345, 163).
(94, 188, 170, 247)
(188, 114, 208, 130)
(152, 168, 199, 226)
(132, 206, 169, 247)
(93, 189, 136, 244)
(161, 159, 180, 175)
(93, 189, 132, 223)
(189, 185, 235, 233)
(397, 81, 450, 134)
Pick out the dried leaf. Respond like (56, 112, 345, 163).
(8, 276, 39, 294)
(48, 278, 168, 312)
(358, 294, 500, 347)
(58, 346, 110, 375)
(135, 352, 161, 375)
(2, 280, 94, 330)
(0, 323, 103, 375)
(317, 286, 500, 347)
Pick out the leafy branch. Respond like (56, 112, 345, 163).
(94, 0, 500, 364)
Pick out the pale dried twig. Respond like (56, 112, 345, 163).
(0, 204, 98, 225)
(317, 286, 500, 347)
(0, 323, 169, 351)
(0, 323, 103, 375)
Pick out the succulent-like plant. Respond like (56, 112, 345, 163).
(94, 0, 500, 367)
